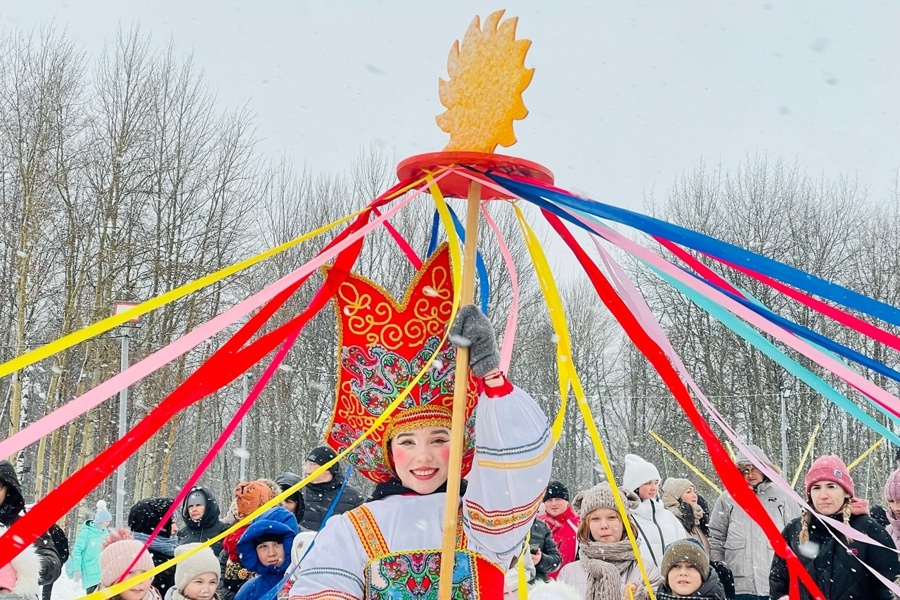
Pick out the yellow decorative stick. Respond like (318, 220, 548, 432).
(847, 438, 884, 471)
(648, 430, 721, 494)
(791, 424, 821, 488)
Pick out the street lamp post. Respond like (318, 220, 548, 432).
(780, 388, 791, 476)
(113, 301, 141, 528)
(239, 373, 250, 481)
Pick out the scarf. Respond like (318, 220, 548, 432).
(578, 539, 648, 600)
(887, 507, 900, 546)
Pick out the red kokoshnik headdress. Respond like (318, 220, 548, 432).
(324, 245, 479, 483)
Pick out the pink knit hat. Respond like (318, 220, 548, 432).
(0, 563, 16, 591)
(885, 468, 900, 502)
(98, 528, 156, 588)
(805, 455, 854, 498)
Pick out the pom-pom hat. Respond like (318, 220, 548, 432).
(98, 528, 155, 588)
(94, 499, 113, 523)
(885, 468, 900, 502)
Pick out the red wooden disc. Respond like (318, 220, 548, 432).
(396, 151, 554, 200)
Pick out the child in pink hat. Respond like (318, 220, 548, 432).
(98, 528, 161, 600)
(883, 467, 900, 547)
(770, 455, 899, 600)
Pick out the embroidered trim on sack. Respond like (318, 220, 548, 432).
(476, 426, 551, 457)
(465, 494, 543, 535)
(476, 437, 553, 470)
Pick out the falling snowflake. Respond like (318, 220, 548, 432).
(233, 448, 250, 460)
(449, 334, 471, 348)
(423, 286, 439, 297)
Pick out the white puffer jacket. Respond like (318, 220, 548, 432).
(631, 498, 688, 567)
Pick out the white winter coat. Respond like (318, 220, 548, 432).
(630, 498, 688, 567)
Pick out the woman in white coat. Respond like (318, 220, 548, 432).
(622, 454, 688, 568)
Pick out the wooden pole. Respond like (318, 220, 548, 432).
(438, 180, 482, 600)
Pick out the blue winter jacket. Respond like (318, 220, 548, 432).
(234, 507, 298, 600)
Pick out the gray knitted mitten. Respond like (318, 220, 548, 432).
(448, 304, 500, 377)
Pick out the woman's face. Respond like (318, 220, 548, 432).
(118, 570, 152, 600)
(810, 481, 848, 515)
(587, 508, 625, 543)
(637, 480, 659, 500)
(181, 573, 218, 600)
(680, 486, 698, 504)
(390, 426, 451, 494)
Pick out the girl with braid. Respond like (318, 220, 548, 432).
(770, 455, 900, 600)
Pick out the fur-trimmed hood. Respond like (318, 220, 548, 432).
(0, 525, 41, 599)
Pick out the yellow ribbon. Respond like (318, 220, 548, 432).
(648, 430, 722, 494)
(848, 438, 884, 471)
(82, 175, 461, 600)
(513, 206, 656, 600)
(791, 424, 821, 488)
(4, 172, 441, 379)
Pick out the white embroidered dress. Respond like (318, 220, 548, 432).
(289, 382, 553, 600)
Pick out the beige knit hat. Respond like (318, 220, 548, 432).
(98, 528, 155, 588)
(571, 481, 640, 519)
(174, 543, 220, 592)
(662, 478, 695, 503)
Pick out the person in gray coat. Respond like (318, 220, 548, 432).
(708, 444, 799, 600)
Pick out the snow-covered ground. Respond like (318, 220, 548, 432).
(50, 570, 85, 600)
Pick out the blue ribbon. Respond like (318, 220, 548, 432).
(490, 173, 900, 329)
(445, 205, 490, 315)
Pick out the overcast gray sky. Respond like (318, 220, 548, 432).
(4, 1, 899, 210)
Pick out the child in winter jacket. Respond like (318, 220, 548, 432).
(234, 507, 297, 600)
(171, 543, 221, 600)
(66, 500, 112, 593)
(622, 454, 688, 568)
(0, 525, 42, 600)
(97, 527, 161, 600)
(221, 482, 273, 600)
(655, 539, 725, 599)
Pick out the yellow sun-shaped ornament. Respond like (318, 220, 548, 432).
(436, 10, 533, 153)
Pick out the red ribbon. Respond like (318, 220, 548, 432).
(0, 178, 414, 570)
(544, 210, 824, 600)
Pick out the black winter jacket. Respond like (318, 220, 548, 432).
(770, 512, 900, 600)
(176, 486, 229, 555)
(128, 497, 177, 597)
(0, 460, 62, 586)
(299, 474, 363, 531)
(529, 517, 562, 581)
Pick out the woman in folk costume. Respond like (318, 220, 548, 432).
(289, 246, 553, 600)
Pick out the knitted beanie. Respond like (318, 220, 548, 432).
(662, 478, 694, 503)
(99, 528, 155, 588)
(94, 500, 113, 524)
(571, 481, 640, 519)
(306, 446, 340, 475)
(885, 468, 900, 502)
(234, 481, 273, 519)
(0, 563, 15, 592)
(543, 481, 570, 502)
(805, 454, 854, 498)
(173, 543, 220, 592)
(660, 538, 710, 580)
(622, 454, 661, 492)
